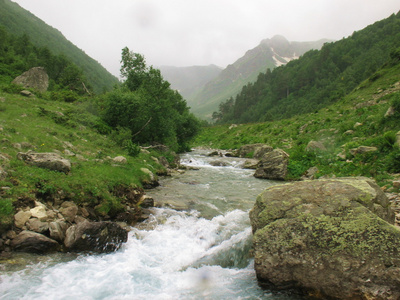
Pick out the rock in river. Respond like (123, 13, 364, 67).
(249, 177, 400, 300)
(64, 221, 128, 253)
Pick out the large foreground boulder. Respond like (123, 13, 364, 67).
(17, 151, 71, 173)
(253, 149, 289, 180)
(64, 221, 128, 253)
(249, 177, 400, 300)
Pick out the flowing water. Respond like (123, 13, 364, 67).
(0, 149, 302, 300)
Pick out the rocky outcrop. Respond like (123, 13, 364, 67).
(4, 185, 154, 254)
(17, 151, 71, 173)
(12, 67, 49, 93)
(234, 143, 270, 158)
(11, 230, 60, 253)
(253, 149, 289, 180)
(64, 221, 128, 253)
(250, 177, 400, 300)
(349, 146, 378, 156)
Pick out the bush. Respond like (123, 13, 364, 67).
(124, 140, 141, 157)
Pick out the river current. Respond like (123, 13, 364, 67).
(0, 149, 302, 300)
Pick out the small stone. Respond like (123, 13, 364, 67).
(30, 205, 48, 221)
(14, 211, 32, 228)
(113, 156, 127, 164)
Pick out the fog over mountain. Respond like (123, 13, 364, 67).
(11, 0, 400, 77)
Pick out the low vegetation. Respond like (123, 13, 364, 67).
(195, 59, 400, 188)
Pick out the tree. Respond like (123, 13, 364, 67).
(103, 48, 200, 152)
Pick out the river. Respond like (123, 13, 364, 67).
(0, 149, 303, 300)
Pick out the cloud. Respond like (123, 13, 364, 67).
(12, 0, 400, 77)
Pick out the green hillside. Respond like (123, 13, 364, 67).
(213, 12, 400, 124)
(189, 36, 328, 120)
(0, 0, 119, 93)
(195, 53, 400, 187)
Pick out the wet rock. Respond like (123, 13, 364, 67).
(141, 168, 159, 188)
(243, 159, 259, 169)
(139, 195, 154, 208)
(11, 230, 60, 253)
(209, 160, 228, 167)
(207, 151, 220, 157)
(64, 221, 128, 253)
(254, 149, 289, 180)
(250, 177, 399, 299)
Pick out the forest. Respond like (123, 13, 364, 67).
(0, 26, 200, 153)
(213, 12, 400, 124)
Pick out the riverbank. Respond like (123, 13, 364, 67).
(0, 149, 294, 300)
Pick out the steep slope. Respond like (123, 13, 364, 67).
(159, 64, 222, 101)
(0, 0, 119, 93)
(214, 12, 400, 124)
(190, 35, 329, 119)
(194, 52, 400, 186)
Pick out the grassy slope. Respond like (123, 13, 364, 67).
(194, 61, 400, 187)
(0, 91, 166, 230)
(0, 0, 119, 93)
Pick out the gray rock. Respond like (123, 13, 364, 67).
(12, 67, 49, 93)
(64, 221, 128, 253)
(49, 221, 69, 242)
(349, 146, 378, 156)
(235, 143, 267, 158)
(209, 160, 228, 167)
(249, 177, 399, 299)
(253, 145, 273, 159)
(17, 151, 71, 173)
(11, 230, 60, 253)
(242, 159, 259, 169)
(26, 218, 49, 234)
(305, 140, 327, 152)
(14, 210, 32, 228)
(113, 156, 127, 164)
(60, 202, 78, 222)
(254, 149, 289, 180)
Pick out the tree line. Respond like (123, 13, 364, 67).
(213, 12, 400, 124)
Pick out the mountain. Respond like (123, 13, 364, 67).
(159, 65, 222, 102)
(213, 12, 400, 125)
(0, 0, 119, 93)
(188, 35, 329, 119)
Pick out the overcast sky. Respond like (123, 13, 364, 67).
(12, 0, 400, 77)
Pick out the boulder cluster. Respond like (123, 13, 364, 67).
(3, 188, 154, 254)
(0, 150, 157, 254)
(209, 143, 289, 180)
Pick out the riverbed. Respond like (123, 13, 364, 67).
(0, 149, 303, 299)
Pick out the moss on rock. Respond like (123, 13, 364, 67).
(250, 177, 400, 299)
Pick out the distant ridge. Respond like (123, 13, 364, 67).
(0, 0, 119, 93)
(169, 35, 329, 119)
(159, 64, 222, 101)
